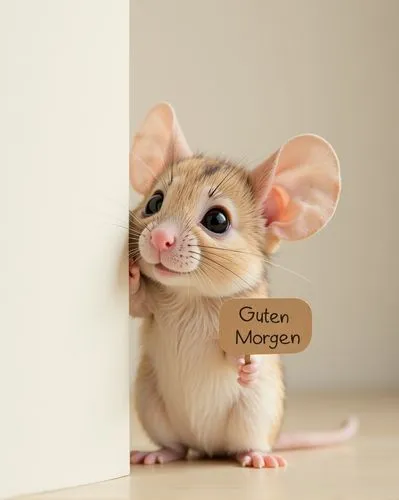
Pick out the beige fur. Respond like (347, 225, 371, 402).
(134, 282, 284, 456)
(130, 156, 285, 457)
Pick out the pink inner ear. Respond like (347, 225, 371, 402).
(262, 186, 291, 226)
(263, 196, 279, 226)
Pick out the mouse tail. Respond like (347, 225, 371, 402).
(273, 416, 359, 451)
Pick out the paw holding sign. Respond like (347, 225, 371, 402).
(228, 355, 261, 387)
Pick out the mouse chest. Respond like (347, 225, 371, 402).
(143, 305, 238, 450)
(149, 308, 222, 382)
(147, 297, 219, 361)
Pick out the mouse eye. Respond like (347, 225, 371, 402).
(200, 207, 230, 234)
(143, 191, 164, 216)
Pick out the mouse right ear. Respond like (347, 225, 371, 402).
(130, 103, 192, 194)
(250, 134, 341, 253)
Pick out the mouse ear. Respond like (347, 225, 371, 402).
(250, 134, 341, 253)
(130, 102, 192, 194)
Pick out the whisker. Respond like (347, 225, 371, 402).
(129, 212, 143, 223)
(189, 244, 260, 257)
(190, 255, 224, 299)
(128, 250, 141, 261)
(129, 245, 141, 255)
(112, 223, 128, 231)
(189, 244, 310, 283)
(181, 215, 194, 240)
(128, 233, 140, 241)
(191, 251, 255, 290)
(263, 259, 310, 283)
(129, 233, 143, 242)
(169, 160, 174, 186)
(129, 211, 151, 235)
(208, 166, 241, 197)
(194, 255, 254, 296)
(189, 248, 233, 266)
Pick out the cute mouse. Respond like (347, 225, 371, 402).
(128, 102, 358, 468)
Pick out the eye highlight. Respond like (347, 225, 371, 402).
(143, 191, 164, 216)
(200, 207, 230, 234)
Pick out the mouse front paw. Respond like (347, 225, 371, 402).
(227, 355, 261, 387)
(129, 261, 151, 318)
(129, 261, 141, 295)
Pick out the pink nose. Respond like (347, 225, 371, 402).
(150, 227, 176, 251)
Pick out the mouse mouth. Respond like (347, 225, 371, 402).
(154, 263, 189, 276)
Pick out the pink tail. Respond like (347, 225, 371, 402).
(273, 416, 359, 451)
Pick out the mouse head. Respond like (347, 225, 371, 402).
(130, 103, 341, 297)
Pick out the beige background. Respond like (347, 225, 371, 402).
(130, 0, 399, 390)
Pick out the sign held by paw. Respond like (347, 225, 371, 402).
(219, 298, 312, 356)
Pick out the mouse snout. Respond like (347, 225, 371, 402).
(150, 227, 176, 252)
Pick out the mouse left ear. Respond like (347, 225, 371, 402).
(250, 134, 341, 253)
(130, 102, 192, 194)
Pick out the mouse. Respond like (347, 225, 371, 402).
(128, 102, 358, 468)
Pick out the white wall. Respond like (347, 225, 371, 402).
(130, 0, 399, 390)
(0, 1, 130, 498)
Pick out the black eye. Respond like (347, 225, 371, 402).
(200, 207, 230, 234)
(144, 191, 164, 216)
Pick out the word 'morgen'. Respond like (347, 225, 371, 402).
(236, 329, 300, 351)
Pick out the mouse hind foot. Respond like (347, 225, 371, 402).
(236, 450, 287, 469)
(130, 445, 187, 465)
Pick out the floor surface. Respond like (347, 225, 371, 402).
(24, 392, 399, 500)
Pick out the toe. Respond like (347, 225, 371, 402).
(264, 455, 279, 468)
(275, 455, 287, 467)
(238, 372, 258, 386)
(143, 453, 157, 465)
(239, 371, 258, 382)
(251, 452, 265, 468)
(239, 454, 251, 467)
(130, 451, 146, 464)
(241, 363, 258, 374)
(236, 451, 287, 469)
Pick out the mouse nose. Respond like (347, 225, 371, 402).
(150, 227, 176, 252)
